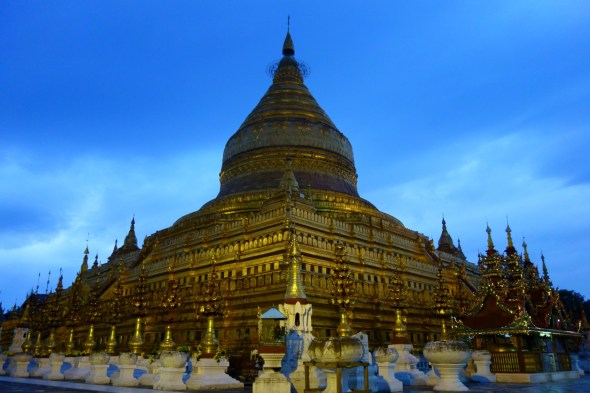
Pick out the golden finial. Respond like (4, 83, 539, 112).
(541, 252, 551, 284)
(486, 224, 493, 248)
(505, 219, 516, 255)
(282, 18, 295, 56)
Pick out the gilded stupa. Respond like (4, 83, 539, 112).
(1, 31, 479, 354)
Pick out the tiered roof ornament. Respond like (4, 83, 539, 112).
(437, 218, 467, 260)
(454, 224, 578, 335)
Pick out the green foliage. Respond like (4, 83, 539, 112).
(558, 289, 586, 323)
(214, 346, 227, 362)
(176, 345, 191, 353)
(272, 326, 287, 342)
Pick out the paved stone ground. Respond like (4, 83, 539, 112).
(0, 375, 589, 393)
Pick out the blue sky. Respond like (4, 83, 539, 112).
(1, 1, 589, 308)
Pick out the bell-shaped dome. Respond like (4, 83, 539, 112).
(219, 32, 359, 198)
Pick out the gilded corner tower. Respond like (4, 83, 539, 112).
(1, 31, 480, 354)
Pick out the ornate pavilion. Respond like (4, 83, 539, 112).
(3, 30, 499, 357)
(452, 225, 582, 381)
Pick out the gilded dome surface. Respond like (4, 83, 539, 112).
(218, 32, 359, 198)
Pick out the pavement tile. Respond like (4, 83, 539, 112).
(0, 375, 589, 393)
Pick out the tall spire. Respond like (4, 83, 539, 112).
(522, 238, 530, 262)
(121, 216, 139, 252)
(81, 243, 89, 274)
(284, 229, 307, 303)
(486, 224, 496, 256)
(56, 268, 63, 293)
(282, 23, 294, 56)
(272, 29, 304, 84)
(505, 221, 516, 255)
(456, 238, 466, 260)
(541, 253, 551, 284)
(437, 217, 456, 255)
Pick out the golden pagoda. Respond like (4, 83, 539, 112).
(1, 30, 479, 357)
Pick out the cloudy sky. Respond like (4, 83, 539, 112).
(1, 1, 589, 308)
